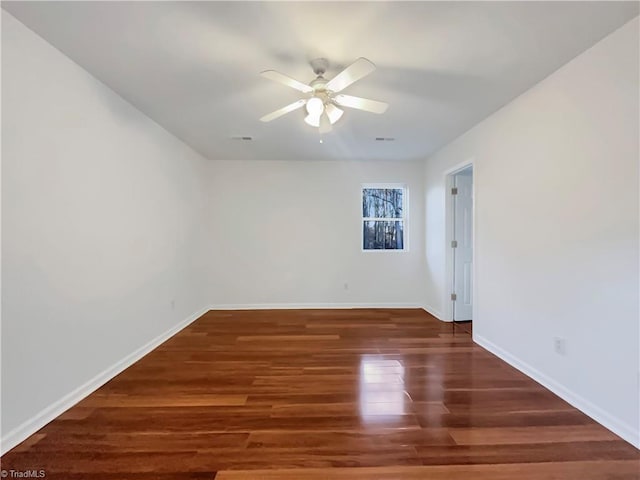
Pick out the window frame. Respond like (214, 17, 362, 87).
(361, 183, 409, 253)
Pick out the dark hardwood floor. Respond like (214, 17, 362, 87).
(2, 309, 638, 479)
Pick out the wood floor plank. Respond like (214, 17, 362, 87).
(215, 461, 640, 480)
(2, 308, 637, 479)
(415, 441, 640, 465)
(237, 334, 340, 341)
(449, 425, 619, 445)
(247, 429, 456, 448)
(26, 432, 250, 452)
(78, 393, 248, 407)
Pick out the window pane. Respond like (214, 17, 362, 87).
(384, 221, 404, 250)
(363, 220, 384, 249)
(362, 189, 382, 218)
(384, 189, 403, 218)
(362, 188, 403, 218)
(363, 221, 404, 250)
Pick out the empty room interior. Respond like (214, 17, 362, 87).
(1, 1, 639, 478)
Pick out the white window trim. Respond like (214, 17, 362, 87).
(361, 183, 409, 253)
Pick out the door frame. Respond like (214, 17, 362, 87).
(443, 159, 476, 322)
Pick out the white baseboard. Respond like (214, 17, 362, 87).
(0, 305, 210, 455)
(474, 334, 640, 449)
(423, 304, 448, 321)
(209, 302, 425, 310)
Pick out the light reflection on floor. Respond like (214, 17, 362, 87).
(358, 355, 408, 418)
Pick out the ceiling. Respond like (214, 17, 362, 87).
(3, 1, 638, 162)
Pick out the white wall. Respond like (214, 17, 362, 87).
(1, 12, 209, 451)
(424, 18, 639, 446)
(205, 160, 426, 308)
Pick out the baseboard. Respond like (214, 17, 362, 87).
(423, 304, 448, 321)
(0, 305, 210, 455)
(474, 334, 640, 449)
(209, 302, 426, 310)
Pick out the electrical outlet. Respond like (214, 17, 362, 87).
(170, 299, 175, 310)
(553, 337, 566, 355)
(344, 283, 349, 291)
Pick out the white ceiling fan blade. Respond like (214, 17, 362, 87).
(325, 57, 376, 93)
(260, 70, 314, 93)
(319, 111, 332, 134)
(260, 99, 307, 122)
(334, 94, 388, 114)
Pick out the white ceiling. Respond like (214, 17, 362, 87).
(3, 1, 638, 161)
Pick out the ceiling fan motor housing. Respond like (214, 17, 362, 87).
(310, 57, 329, 76)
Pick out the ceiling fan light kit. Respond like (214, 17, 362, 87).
(305, 102, 343, 128)
(305, 96, 324, 116)
(259, 57, 388, 134)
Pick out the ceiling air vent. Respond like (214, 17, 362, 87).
(375, 137, 395, 141)
(231, 136, 253, 141)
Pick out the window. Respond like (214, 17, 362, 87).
(362, 185, 406, 251)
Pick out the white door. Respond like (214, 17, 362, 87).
(453, 168, 473, 321)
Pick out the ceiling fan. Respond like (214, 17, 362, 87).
(259, 57, 388, 134)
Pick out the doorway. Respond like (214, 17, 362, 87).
(446, 165, 473, 322)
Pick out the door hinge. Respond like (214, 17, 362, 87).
(451, 293, 457, 301)
(451, 187, 458, 195)
(451, 240, 458, 248)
